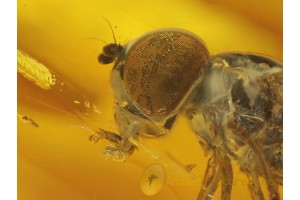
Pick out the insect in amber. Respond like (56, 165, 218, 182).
(95, 26, 282, 200)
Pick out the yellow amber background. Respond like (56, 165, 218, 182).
(17, 0, 282, 199)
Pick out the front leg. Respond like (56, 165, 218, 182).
(197, 154, 221, 200)
(197, 151, 233, 200)
(89, 128, 138, 162)
(90, 104, 140, 161)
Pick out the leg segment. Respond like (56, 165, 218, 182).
(197, 155, 220, 200)
(247, 168, 265, 200)
(220, 154, 233, 200)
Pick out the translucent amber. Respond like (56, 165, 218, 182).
(18, 0, 282, 199)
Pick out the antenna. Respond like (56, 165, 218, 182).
(87, 37, 107, 44)
(102, 17, 117, 44)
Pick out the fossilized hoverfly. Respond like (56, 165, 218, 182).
(93, 25, 282, 200)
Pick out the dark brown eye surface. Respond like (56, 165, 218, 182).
(123, 29, 209, 119)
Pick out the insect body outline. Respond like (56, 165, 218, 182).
(95, 27, 282, 200)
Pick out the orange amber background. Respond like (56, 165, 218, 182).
(17, 0, 282, 199)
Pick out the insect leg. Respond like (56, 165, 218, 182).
(227, 119, 280, 200)
(247, 167, 265, 200)
(197, 154, 222, 200)
(89, 103, 140, 161)
(220, 154, 233, 200)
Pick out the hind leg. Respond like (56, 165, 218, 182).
(227, 119, 280, 200)
(247, 167, 265, 200)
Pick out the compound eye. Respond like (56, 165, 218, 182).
(123, 29, 209, 119)
(98, 53, 115, 64)
(103, 43, 121, 57)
